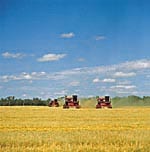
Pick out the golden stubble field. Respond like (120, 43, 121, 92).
(0, 106, 150, 152)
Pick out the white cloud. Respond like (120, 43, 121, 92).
(102, 78, 116, 83)
(119, 59, 150, 70)
(52, 59, 150, 77)
(23, 74, 32, 80)
(37, 53, 66, 62)
(114, 72, 136, 77)
(22, 94, 27, 97)
(0, 72, 48, 82)
(93, 78, 116, 83)
(31, 71, 46, 76)
(0, 76, 8, 82)
(60, 32, 75, 38)
(93, 78, 100, 83)
(110, 85, 136, 89)
(1, 59, 150, 83)
(95, 35, 106, 40)
(1, 58, 149, 97)
(2, 52, 25, 59)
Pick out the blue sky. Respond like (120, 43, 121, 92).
(0, 0, 150, 99)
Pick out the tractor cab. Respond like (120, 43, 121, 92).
(48, 99, 59, 107)
(96, 96, 112, 108)
(63, 95, 80, 109)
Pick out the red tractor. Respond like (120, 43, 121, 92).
(96, 96, 112, 109)
(48, 99, 59, 107)
(63, 95, 80, 109)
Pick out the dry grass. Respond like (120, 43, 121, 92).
(0, 106, 150, 152)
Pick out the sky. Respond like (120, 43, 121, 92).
(0, 0, 150, 99)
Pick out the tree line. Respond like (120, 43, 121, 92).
(0, 96, 51, 106)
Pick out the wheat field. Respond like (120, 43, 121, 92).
(0, 106, 150, 152)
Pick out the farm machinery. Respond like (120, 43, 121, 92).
(63, 95, 80, 109)
(48, 99, 59, 107)
(96, 96, 112, 109)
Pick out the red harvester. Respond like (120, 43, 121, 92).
(48, 99, 59, 107)
(96, 96, 112, 109)
(63, 95, 80, 109)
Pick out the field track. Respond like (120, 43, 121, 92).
(0, 106, 150, 152)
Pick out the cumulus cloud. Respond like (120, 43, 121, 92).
(93, 78, 116, 83)
(37, 53, 66, 62)
(102, 78, 116, 83)
(60, 32, 75, 38)
(114, 72, 136, 77)
(93, 78, 100, 83)
(2, 52, 25, 59)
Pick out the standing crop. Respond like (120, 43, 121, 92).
(0, 106, 150, 152)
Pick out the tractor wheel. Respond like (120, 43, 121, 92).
(96, 105, 101, 109)
(76, 105, 80, 109)
(63, 105, 69, 109)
